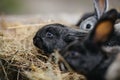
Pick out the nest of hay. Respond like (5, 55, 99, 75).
(0, 16, 86, 80)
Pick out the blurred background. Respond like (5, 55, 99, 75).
(0, 0, 120, 24)
(0, 0, 120, 14)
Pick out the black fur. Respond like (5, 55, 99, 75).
(61, 40, 117, 80)
(104, 32, 120, 46)
(33, 23, 87, 54)
(61, 9, 119, 80)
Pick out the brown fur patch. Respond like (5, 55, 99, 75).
(94, 21, 113, 42)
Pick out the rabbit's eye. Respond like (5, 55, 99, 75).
(46, 32, 54, 38)
(86, 24, 92, 29)
(83, 22, 94, 30)
(80, 16, 97, 31)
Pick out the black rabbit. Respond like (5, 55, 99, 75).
(33, 23, 87, 54)
(61, 9, 119, 80)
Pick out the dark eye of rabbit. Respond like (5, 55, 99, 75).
(80, 16, 97, 31)
(86, 24, 92, 29)
(83, 23, 94, 31)
(46, 32, 54, 38)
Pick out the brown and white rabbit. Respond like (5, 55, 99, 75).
(61, 9, 119, 80)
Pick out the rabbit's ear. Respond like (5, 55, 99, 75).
(89, 9, 118, 44)
(94, 0, 109, 19)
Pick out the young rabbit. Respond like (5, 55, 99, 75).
(76, 0, 120, 46)
(76, 0, 109, 31)
(33, 23, 87, 54)
(61, 9, 119, 80)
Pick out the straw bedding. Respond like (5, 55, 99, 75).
(0, 17, 85, 80)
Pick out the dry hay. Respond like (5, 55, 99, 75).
(0, 17, 86, 80)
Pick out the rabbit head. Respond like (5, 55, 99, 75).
(76, 0, 120, 46)
(33, 23, 87, 54)
(61, 9, 118, 80)
(76, 0, 108, 31)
